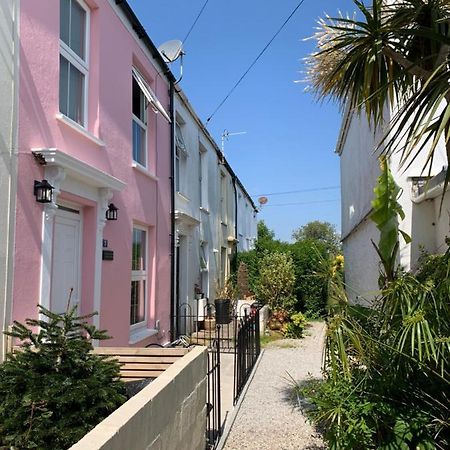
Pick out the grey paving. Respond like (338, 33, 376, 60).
(223, 322, 327, 450)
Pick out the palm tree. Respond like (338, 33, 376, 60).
(306, 0, 450, 182)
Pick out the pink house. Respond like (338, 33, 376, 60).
(2, 0, 175, 351)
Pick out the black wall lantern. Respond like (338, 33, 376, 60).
(106, 203, 118, 221)
(34, 179, 54, 203)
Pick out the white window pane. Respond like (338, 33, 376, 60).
(131, 280, 146, 325)
(132, 78, 146, 123)
(60, 0, 70, 45)
(68, 62, 84, 125)
(132, 228, 146, 271)
(70, 0, 86, 59)
(175, 154, 180, 191)
(59, 55, 69, 116)
(132, 120, 146, 166)
(175, 124, 186, 151)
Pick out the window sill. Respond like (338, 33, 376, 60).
(176, 192, 190, 202)
(132, 162, 159, 181)
(199, 207, 210, 215)
(56, 113, 106, 147)
(129, 327, 158, 345)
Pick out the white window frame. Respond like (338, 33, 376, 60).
(130, 225, 148, 329)
(200, 242, 208, 272)
(199, 143, 208, 210)
(200, 241, 209, 297)
(59, 0, 90, 128)
(132, 67, 171, 122)
(131, 76, 148, 170)
(175, 121, 188, 194)
(220, 247, 227, 286)
(175, 145, 181, 193)
(220, 172, 227, 224)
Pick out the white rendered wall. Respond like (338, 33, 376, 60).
(174, 95, 208, 312)
(342, 218, 381, 305)
(340, 104, 449, 305)
(174, 92, 257, 307)
(339, 111, 384, 239)
(433, 193, 450, 254)
(0, 0, 18, 360)
(389, 135, 447, 270)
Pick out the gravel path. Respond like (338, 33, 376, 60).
(223, 322, 327, 450)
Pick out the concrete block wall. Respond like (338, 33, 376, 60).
(70, 346, 208, 450)
(259, 306, 270, 336)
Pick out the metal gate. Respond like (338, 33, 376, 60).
(206, 336, 221, 449)
(233, 308, 261, 405)
(174, 300, 254, 352)
(173, 300, 262, 449)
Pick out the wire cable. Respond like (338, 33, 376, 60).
(252, 185, 340, 198)
(264, 198, 340, 207)
(205, 0, 308, 124)
(183, 0, 211, 44)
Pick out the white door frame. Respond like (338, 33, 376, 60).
(35, 152, 126, 328)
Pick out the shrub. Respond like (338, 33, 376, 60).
(236, 262, 252, 298)
(0, 305, 126, 450)
(289, 240, 329, 316)
(283, 312, 307, 338)
(256, 251, 296, 313)
(236, 250, 259, 295)
(299, 378, 436, 450)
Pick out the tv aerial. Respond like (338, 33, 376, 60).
(220, 130, 247, 159)
(158, 40, 185, 84)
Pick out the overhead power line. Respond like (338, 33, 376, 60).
(206, 0, 308, 124)
(264, 199, 340, 207)
(252, 185, 340, 198)
(183, 0, 211, 44)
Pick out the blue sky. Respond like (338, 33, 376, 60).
(128, 0, 359, 242)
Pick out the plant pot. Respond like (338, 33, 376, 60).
(204, 317, 216, 331)
(214, 298, 232, 324)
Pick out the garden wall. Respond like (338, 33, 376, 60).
(259, 305, 269, 335)
(70, 346, 208, 450)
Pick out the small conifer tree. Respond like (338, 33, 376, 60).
(0, 305, 126, 449)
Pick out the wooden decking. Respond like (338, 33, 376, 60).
(93, 347, 190, 382)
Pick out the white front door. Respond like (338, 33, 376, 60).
(50, 206, 82, 314)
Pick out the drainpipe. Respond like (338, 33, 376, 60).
(169, 83, 176, 341)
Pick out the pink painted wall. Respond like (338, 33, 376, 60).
(13, 0, 172, 345)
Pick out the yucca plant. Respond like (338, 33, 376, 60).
(306, 0, 450, 192)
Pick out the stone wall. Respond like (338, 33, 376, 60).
(70, 346, 207, 450)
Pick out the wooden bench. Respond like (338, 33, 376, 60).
(93, 347, 190, 382)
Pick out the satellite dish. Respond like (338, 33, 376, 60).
(158, 40, 184, 63)
(258, 196, 268, 205)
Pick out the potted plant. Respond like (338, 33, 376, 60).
(214, 278, 236, 324)
(194, 283, 204, 300)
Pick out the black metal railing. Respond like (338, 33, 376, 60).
(174, 300, 262, 448)
(233, 308, 261, 405)
(206, 335, 221, 449)
(174, 300, 255, 352)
